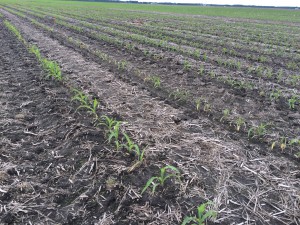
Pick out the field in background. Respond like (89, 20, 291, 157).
(0, 0, 299, 224)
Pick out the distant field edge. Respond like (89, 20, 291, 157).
(66, 1, 300, 23)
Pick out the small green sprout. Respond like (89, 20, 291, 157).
(288, 95, 298, 109)
(183, 60, 192, 71)
(198, 65, 205, 76)
(99, 115, 119, 131)
(122, 133, 146, 162)
(142, 165, 180, 194)
(248, 123, 268, 139)
(182, 201, 217, 225)
(270, 89, 282, 101)
(203, 103, 211, 112)
(202, 53, 207, 61)
(108, 121, 122, 151)
(235, 117, 246, 131)
(220, 109, 230, 122)
(195, 98, 203, 111)
(148, 76, 161, 88)
(118, 60, 127, 71)
(72, 89, 99, 120)
(169, 89, 190, 102)
(280, 137, 287, 151)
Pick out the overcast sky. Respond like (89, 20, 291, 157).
(137, 0, 300, 7)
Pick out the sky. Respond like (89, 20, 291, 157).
(137, 0, 300, 7)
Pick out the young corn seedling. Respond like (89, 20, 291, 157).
(169, 89, 190, 102)
(203, 103, 211, 112)
(195, 98, 203, 111)
(209, 71, 216, 78)
(277, 69, 283, 81)
(72, 89, 99, 120)
(235, 117, 246, 131)
(72, 89, 90, 108)
(270, 89, 282, 101)
(108, 121, 122, 151)
(288, 95, 298, 109)
(148, 76, 161, 88)
(41, 59, 62, 81)
(182, 201, 217, 225)
(99, 115, 119, 131)
(287, 61, 297, 70)
(222, 47, 228, 55)
(265, 68, 273, 78)
(198, 65, 205, 76)
(122, 132, 146, 162)
(118, 60, 127, 71)
(29, 45, 42, 61)
(183, 60, 192, 71)
(220, 109, 230, 122)
(289, 138, 300, 146)
(248, 123, 268, 139)
(142, 165, 180, 195)
(280, 137, 287, 151)
(193, 49, 200, 58)
(289, 75, 300, 86)
(202, 53, 207, 61)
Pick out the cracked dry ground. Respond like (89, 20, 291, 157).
(0, 11, 300, 225)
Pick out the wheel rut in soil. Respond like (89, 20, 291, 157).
(1, 9, 299, 225)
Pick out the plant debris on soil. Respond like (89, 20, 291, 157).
(0, 2, 300, 225)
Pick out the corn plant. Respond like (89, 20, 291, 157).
(118, 60, 127, 71)
(248, 123, 268, 139)
(193, 49, 200, 58)
(289, 138, 300, 146)
(195, 98, 204, 111)
(288, 95, 298, 109)
(220, 109, 230, 122)
(42, 59, 62, 81)
(203, 103, 211, 112)
(209, 71, 216, 78)
(289, 75, 300, 86)
(287, 61, 297, 70)
(108, 121, 122, 151)
(280, 137, 287, 151)
(122, 133, 146, 162)
(4, 20, 25, 44)
(72, 89, 99, 120)
(183, 60, 192, 71)
(169, 89, 190, 102)
(270, 89, 282, 101)
(202, 53, 207, 61)
(198, 65, 205, 76)
(147, 75, 161, 88)
(265, 68, 273, 78)
(277, 69, 283, 81)
(29, 45, 42, 61)
(142, 165, 180, 194)
(182, 201, 217, 225)
(99, 115, 119, 131)
(235, 117, 246, 131)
